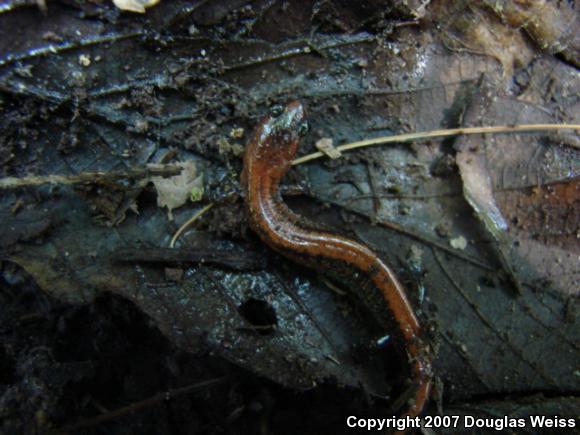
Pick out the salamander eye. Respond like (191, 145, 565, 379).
(297, 120, 309, 136)
(270, 104, 284, 117)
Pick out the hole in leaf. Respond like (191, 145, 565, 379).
(237, 298, 277, 336)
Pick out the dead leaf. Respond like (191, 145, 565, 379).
(316, 137, 342, 159)
(151, 161, 203, 220)
(112, 0, 160, 14)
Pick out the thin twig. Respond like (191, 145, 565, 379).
(170, 203, 214, 248)
(88, 76, 171, 98)
(292, 124, 580, 165)
(0, 80, 69, 105)
(300, 79, 477, 99)
(0, 31, 144, 68)
(61, 377, 227, 432)
(114, 245, 267, 271)
(497, 174, 580, 192)
(365, 162, 381, 222)
(344, 191, 462, 203)
(0, 165, 183, 189)
(223, 33, 375, 72)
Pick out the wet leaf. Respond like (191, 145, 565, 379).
(0, 1, 577, 420)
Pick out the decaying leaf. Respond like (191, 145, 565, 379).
(439, 5, 534, 79)
(112, 0, 160, 14)
(484, 0, 580, 66)
(75, 179, 147, 227)
(316, 137, 342, 159)
(455, 78, 579, 295)
(151, 161, 203, 220)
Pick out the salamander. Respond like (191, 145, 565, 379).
(241, 101, 432, 421)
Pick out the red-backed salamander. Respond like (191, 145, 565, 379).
(241, 101, 432, 423)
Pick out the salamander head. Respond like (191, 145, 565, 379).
(263, 101, 307, 144)
(245, 101, 307, 179)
